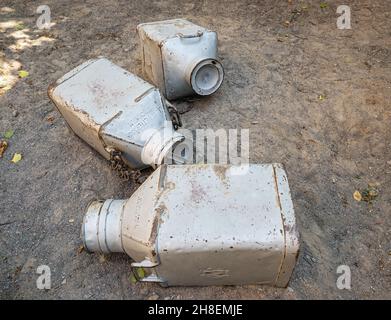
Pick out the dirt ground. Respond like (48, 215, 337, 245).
(0, 0, 390, 300)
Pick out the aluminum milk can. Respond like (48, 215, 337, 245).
(82, 163, 299, 287)
(48, 57, 184, 169)
(137, 19, 224, 100)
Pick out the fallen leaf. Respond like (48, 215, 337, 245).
(46, 115, 55, 122)
(130, 267, 146, 284)
(11, 153, 22, 163)
(18, 70, 29, 78)
(4, 129, 14, 139)
(135, 267, 145, 279)
(77, 245, 85, 255)
(15, 23, 26, 30)
(318, 94, 326, 101)
(361, 185, 379, 203)
(320, 3, 328, 9)
(353, 191, 362, 201)
(0, 140, 8, 157)
(129, 273, 138, 284)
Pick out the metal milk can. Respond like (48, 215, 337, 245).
(137, 19, 224, 100)
(82, 163, 299, 287)
(48, 57, 184, 169)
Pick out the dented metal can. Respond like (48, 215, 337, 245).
(137, 19, 224, 100)
(48, 57, 184, 169)
(82, 163, 300, 287)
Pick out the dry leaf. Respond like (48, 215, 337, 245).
(0, 140, 8, 157)
(11, 153, 22, 163)
(353, 190, 362, 201)
(77, 245, 85, 255)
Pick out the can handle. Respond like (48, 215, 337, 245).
(177, 31, 204, 39)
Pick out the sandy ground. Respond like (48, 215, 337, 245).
(0, 0, 390, 299)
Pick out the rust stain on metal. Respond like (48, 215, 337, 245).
(190, 180, 207, 203)
(272, 166, 282, 211)
(49, 82, 100, 131)
(98, 111, 123, 148)
(200, 268, 229, 278)
(283, 218, 295, 234)
(213, 165, 228, 181)
(150, 203, 167, 244)
(154, 181, 175, 207)
(155, 167, 177, 207)
(272, 164, 288, 286)
(165, 181, 175, 190)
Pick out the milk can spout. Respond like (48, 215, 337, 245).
(187, 58, 224, 96)
(82, 200, 126, 254)
(141, 126, 185, 168)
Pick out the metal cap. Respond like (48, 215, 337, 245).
(190, 58, 224, 96)
(82, 200, 125, 254)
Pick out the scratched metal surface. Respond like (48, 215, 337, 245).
(138, 19, 222, 99)
(48, 57, 180, 169)
(81, 164, 298, 287)
(1, 0, 390, 299)
(155, 164, 298, 287)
